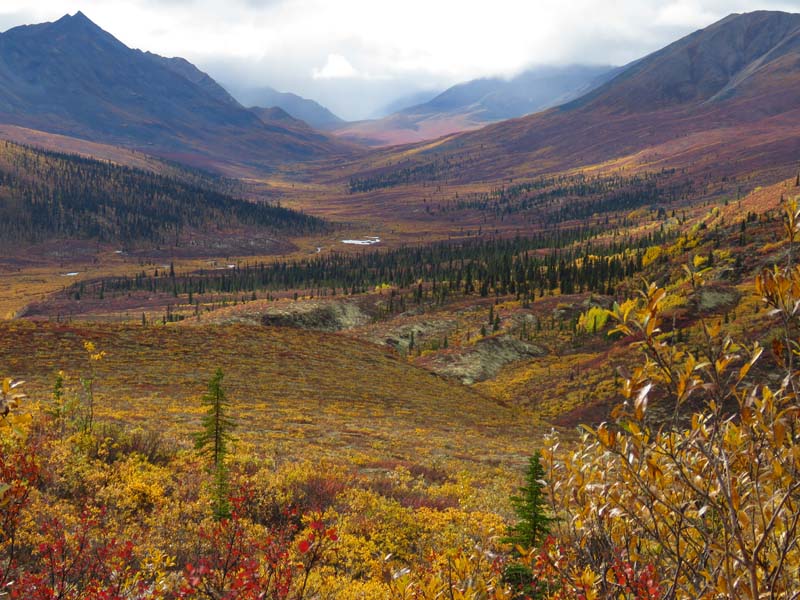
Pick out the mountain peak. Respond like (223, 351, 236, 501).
(711, 9, 800, 32)
(55, 11, 94, 26)
(51, 11, 108, 36)
(38, 11, 132, 55)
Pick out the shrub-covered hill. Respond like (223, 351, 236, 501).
(0, 319, 540, 464)
(0, 140, 327, 245)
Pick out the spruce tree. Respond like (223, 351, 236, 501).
(504, 451, 553, 550)
(195, 368, 235, 519)
(503, 452, 554, 599)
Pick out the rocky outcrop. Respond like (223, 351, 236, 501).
(425, 335, 546, 385)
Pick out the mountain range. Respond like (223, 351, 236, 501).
(331, 64, 616, 146)
(349, 10, 800, 184)
(0, 11, 353, 171)
(0, 9, 799, 187)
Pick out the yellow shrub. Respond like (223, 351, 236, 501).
(692, 253, 708, 269)
(641, 246, 662, 268)
(96, 454, 168, 514)
(577, 306, 609, 334)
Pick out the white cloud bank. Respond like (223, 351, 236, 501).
(312, 54, 359, 79)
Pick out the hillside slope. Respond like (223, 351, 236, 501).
(0, 140, 326, 246)
(0, 319, 538, 462)
(569, 10, 800, 112)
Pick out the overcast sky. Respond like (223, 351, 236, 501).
(1, 0, 798, 119)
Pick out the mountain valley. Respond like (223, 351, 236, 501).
(1, 7, 800, 599)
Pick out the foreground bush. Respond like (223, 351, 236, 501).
(535, 201, 800, 598)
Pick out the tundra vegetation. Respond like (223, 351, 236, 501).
(2, 195, 800, 598)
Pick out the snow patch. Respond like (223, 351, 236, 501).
(342, 236, 380, 246)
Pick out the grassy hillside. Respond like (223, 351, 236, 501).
(0, 319, 539, 465)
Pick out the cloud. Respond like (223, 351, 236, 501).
(0, 10, 30, 32)
(312, 54, 359, 79)
(655, 1, 729, 27)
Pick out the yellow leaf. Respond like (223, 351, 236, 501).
(716, 574, 728, 594)
(775, 421, 786, 445)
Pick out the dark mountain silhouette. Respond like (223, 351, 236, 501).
(233, 85, 345, 130)
(0, 12, 353, 170)
(148, 53, 241, 107)
(250, 106, 310, 127)
(567, 10, 800, 113)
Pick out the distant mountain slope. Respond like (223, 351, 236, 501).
(375, 90, 442, 117)
(233, 86, 345, 130)
(350, 11, 800, 181)
(568, 10, 800, 113)
(0, 12, 353, 170)
(250, 106, 310, 128)
(332, 64, 615, 146)
(147, 53, 241, 107)
(416, 64, 616, 120)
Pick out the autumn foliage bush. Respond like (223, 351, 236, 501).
(533, 200, 800, 598)
(0, 378, 342, 599)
